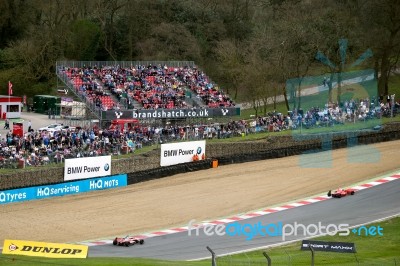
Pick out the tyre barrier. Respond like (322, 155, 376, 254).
(216, 129, 400, 166)
(127, 159, 213, 185)
(216, 144, 320, 165)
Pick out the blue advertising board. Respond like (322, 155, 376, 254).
(0, 174, 127, 205)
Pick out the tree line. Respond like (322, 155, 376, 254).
(0, 0, 398, 112)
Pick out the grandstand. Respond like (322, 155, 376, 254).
(56, 61, 236, 125)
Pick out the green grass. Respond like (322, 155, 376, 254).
(238, 71, 400, 121)
(1, 217, 399, 265)
(291, 79, 377, 111)
(0, 256, 205, 266)
(238, 101, 288, 119)
(207, 116, 400, 143)
(218, 217, 400, 266)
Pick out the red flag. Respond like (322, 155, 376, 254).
(8, 81, 13, 95)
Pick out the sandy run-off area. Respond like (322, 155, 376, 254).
(1, 140, 399, 244)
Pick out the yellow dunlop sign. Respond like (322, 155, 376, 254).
(2, 239, 88, 259)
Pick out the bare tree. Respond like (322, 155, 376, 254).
(359, 0, 400, 96)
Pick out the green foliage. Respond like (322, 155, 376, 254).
(65, 20, 101, 61)
(138, 22, 202, 61)
(0, 0, 32, 49)
(27, 83, 53, 98)
(0, 0, 398, 102)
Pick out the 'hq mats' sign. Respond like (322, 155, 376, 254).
(160, 140, 206, 166)
(64, 155, 111, 181)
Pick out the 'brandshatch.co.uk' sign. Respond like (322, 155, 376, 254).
(102, 107, 240, 120)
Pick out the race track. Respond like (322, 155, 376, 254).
(88, 178, 400, 260)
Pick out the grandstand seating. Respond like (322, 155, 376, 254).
(59, 63, 235, 111)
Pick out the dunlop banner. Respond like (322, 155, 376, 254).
(2, 239, 88, 258)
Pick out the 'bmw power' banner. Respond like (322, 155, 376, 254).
(160, 140, 206, 166)
(64, 155, 111, 181)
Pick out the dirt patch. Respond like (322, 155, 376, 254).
(1, 140, 399, 244)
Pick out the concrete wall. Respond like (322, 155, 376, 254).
(1, 123, 400, 191)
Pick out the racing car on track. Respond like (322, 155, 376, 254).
(113, 236, 145, 247)
(327, 188, 356, 198)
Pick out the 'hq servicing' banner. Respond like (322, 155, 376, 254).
(0, 174, 127, 205)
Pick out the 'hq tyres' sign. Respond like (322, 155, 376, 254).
(64, 155, 111, 181)
(160, 140, 206, 166)
(2, 239, 88, 259)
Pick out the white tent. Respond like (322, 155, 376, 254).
(60, 100, 86, 119)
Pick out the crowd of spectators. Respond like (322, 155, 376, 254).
(0, 121, 238, 168)
(59, 64, 235, 112)
(3, 94, 398, 169)
(177, 66, 235, 107)
(0, 126, 144, 168)
(255, 96, 399, 132)
(99, 65, 188, 109)
(63, 67, 119, 111)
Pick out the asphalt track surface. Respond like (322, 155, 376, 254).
(89, 178, 400, 260)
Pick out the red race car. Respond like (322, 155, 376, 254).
(327, 188, 356, 198)
(113, 236, 145, 247)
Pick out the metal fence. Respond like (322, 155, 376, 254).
(211, 247, 399, 266)
(56, 70, 102, 119)
(56, 60, 195, 70)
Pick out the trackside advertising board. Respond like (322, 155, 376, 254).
(2, 239, 88, 258)
(301, 240, 356, 253)
(0, 174, 127, 205)
(102, 107, 241, 120)
(160, 140, 206, 166)
(64, 155, 111, 181)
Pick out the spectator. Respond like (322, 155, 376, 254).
(4, 119, 10, 129)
